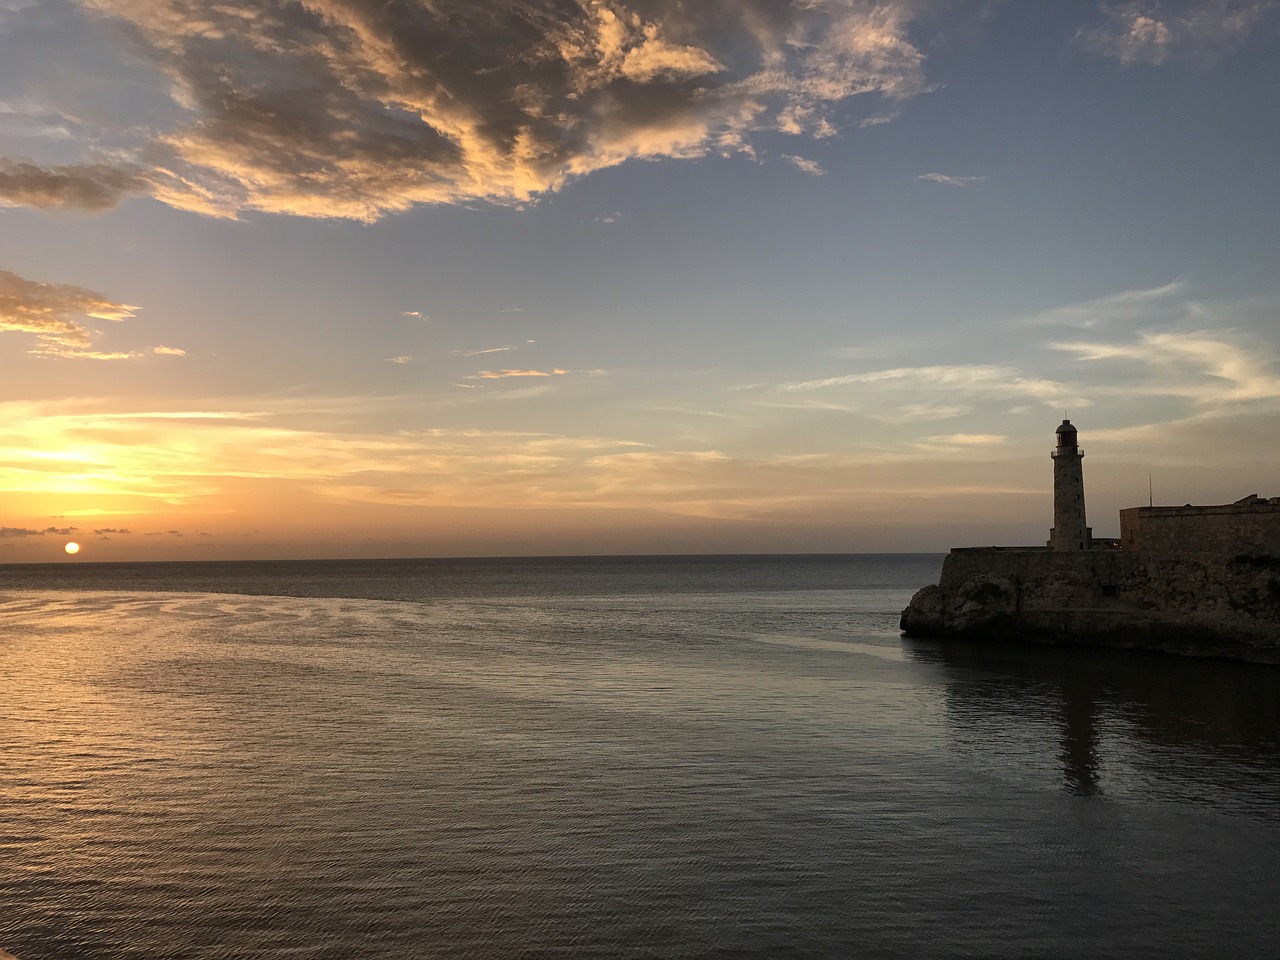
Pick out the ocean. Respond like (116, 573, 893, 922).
(1, 554, 1278, 959)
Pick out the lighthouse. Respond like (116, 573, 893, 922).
(1048, 419, 1092, 551)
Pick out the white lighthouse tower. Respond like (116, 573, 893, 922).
(1048, 419, 1092, 551)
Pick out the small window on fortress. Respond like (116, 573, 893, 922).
(1101, 585, 1118, 597)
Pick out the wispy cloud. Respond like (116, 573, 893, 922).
(1020, 281, 1187, 328)
(779, 364, 1084, 409)
(385, 355, 413, 364)
(1052, 329, 1280, 403)
(0, 0, 937, 220)
(0, 393, 1048, 529)
(462, 346, 516, 357)
(921, 433, 1007, 445)
(1077, 0, 1278, 66)
(0, 268, 141, 359)
(785, 155, 825, 176)
(917, 172, 987, 186)
(0, 398, 647, 509)
(871, 403, 971, 424)
(858, 112, 899, 127)
(470, 368, 568, 379)
(19, 386, 1268, 544)
(0, 113, 76, 141)
(1084, 408, 1280, 462)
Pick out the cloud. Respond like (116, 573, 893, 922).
(1020, 281, 1187, 328)
(5, 0, 935, 220)
(152, 345, 186, 356)
(385, 355, 413, 364)
(757, 286, 1280, 453)
(36, 348, 140, 360)
(0, 158, 149, 211)
(1084, 408, 1280, 464)
(0, 268, 140, 358)
(1077, 1, 1278, 65)
(1052, 329, 1280, 403)
(921, 433, 1007, 445)
(470, 368, 568, 379)
(5, 387, 1268, 538)
(0, 397, 657, 510)
(785, 154, 825, 176)
(872, 403, 971, 424)
(0, 526, 42, 539)
(463, 346, 516, 356)
(917, 172, 987, 186)
(779, 364, 1085, 409)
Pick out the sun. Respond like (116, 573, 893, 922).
(64, 541, 81, 555)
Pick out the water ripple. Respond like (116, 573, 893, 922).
(2, 557, 1279, 958)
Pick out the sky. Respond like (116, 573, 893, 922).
(1, 0, 1278, 561)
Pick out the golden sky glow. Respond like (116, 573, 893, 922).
(2, 1, 1279, 560)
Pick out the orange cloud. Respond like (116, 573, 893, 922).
(471, 368, 569, 379)
(0, 158, 148, 212)
(2, 1, 934, 221)
(0, 268, 139, 358)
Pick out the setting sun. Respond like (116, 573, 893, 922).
(64, 541, 80, 555)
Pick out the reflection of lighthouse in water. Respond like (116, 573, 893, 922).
(1059, 674, 1100, 796)
(907, 638, 1280, 802)
(1048, 419, 1092, 551)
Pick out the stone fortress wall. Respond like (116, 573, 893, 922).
(1119, 496, 1280, 557)
(941, 547, 1123, 603)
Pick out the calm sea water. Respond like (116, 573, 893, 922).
(2, 554, 1278, 959)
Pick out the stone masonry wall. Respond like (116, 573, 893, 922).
(1119, 503, 1280, 557)
(938, 546, 1280, 619)
(940, 547, 1130, 606)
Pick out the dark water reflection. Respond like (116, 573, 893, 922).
(907, 637, 1280, 810)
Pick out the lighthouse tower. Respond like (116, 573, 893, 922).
(1048, 419, 1092, 551)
